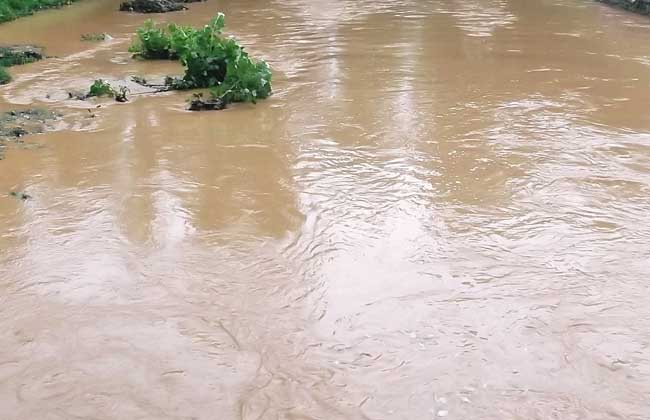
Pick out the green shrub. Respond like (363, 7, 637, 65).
(86, 80, 129, 102)
(170, 15, 228, 89)
(167, 22, 199, 58)
(130, 13, 272, 105)
(87, 79, 115, 97)
(210, 53, 272, 104)
(0, 67, 10, 85)
(0, 54, 38, 67)
(129, 20, 176, 59)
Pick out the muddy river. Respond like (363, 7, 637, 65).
(1, 0, 650, 418)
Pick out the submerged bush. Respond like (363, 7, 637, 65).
(129, 20, 201, 60)
(87, 80, 129, 102)
(210, 54, 272, 104)
(88, 79, 114, 97)
(129, 13, 272, 105)
(129, 20, 176, 59)
(0, 67, 10, 85)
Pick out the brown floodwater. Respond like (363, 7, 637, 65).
(1, 0, 650, 418)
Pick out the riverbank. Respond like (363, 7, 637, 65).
(0, 0, 78, 24)
(598, 0, 650, 14)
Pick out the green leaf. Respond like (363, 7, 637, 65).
(130, 13, 272, 105)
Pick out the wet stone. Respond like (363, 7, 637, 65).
(81, 33, 113, 42)
(119, 0, 186, 13)
(0, 109, 60, 159)
(0, 109, 61, 140)
(188, 96, 226, 111)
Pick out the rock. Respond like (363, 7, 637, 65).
(188, 96, 226, 111)
(0, 45, 44, 67)
(0, 109, 60, 140)
(68, 90, 87, 100)
(114, 86, 130, 102)
(132, 75, 174, 91)
(178, 0, 206, 2)
(119, 0, 186, 13)
(0, 108, 60, 160)
(81, 33, 112, 42)
(8, 127, 28, 137)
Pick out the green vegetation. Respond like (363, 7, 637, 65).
(88, 79, 115, 97)
(0, 46, 44, 85)
(87, 80, 129, 102)
(0, 66, 10, 84)
(0, 52, 39, 67)
(129, 13, 272, 106)
(0, 45, 44, 66)
(129, 20, 177, 59)
(0, 0, 78, 23)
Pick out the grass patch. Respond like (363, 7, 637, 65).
(0, 0, 79, 24)
(0, 67, 10, 84)
(130, 13, 272, 106)
(0, 46, 44, 67)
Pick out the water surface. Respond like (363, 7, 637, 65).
(1, 1, 650, 419)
